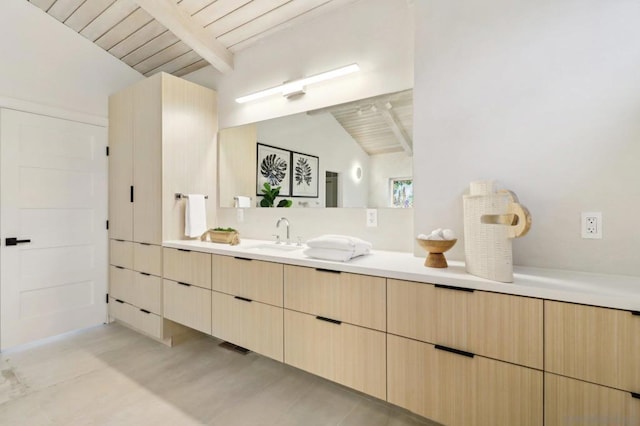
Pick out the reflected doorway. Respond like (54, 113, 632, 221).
(325, 171, 339, 207)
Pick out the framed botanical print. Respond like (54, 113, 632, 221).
(256, 143, 291, 196)
(390, 177, 413, 208)
(291, 151, 319, 197)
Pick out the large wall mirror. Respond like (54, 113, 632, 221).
(218, 89, 413, 209)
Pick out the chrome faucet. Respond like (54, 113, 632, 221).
(276, 217, 290, 244)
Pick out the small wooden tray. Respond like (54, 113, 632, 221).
(200, 230, 240, 245)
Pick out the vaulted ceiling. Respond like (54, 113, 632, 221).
(28, 0, 359, 77)
(309, 90, 413, 156)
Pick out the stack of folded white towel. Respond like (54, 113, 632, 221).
(303, 235, 373, 262)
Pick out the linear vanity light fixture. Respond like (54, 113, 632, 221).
(235, 63, 360, 104)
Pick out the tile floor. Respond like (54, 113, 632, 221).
(0, 323, 439, 426)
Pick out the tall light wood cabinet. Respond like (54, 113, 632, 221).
(108, 73, 217, 341)
(108, 72, 217, 244)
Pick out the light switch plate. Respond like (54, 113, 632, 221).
(366, 209, 378, 227)
(237, 208, 244, 223)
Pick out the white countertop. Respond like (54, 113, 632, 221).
(163, 239, 640, 312)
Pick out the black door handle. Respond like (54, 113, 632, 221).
(5, 238, 31, 246)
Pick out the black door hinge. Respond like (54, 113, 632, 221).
(106, 220, 109, 230)
(106, 146, 109, 156)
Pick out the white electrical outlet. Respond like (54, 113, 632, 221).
(366, 209, 378, 227)
(236, 208, 244, 223)
(581, 212, 602, 239)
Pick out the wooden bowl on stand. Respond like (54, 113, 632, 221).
(416, 238, 457, 268)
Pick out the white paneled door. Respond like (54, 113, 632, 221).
(0, 109, 107, 350)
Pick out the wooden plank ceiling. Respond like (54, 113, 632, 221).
(28, 0, 359, 77)
(309, 90, 414, 156)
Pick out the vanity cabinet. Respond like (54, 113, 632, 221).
(544, 373, 638, 426)
(163, 279, 211, 334)
(386, 279, 543, 425)
(283, 265, 385, 331)
(211, 255, 283, 306)
(211, 292, 283, 361)
(545, 300, 640, 393)
(545, 301, 640, 424)
(387, 279, 543, 369)
(162, 248, 212, 334)
(210, 255, 284, 361)
(163, 248, 212, 290)
(387, 334, 543, 426)
(283, 265, 386, 399)
(284, 309, 386, 400)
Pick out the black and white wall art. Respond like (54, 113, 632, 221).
(256, 143, 291, 196)
(292, 151, 319, 197)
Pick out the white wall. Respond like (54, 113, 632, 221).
(257, 112, 370, 208)
(369, 152, 413, 208)
(185, 0, 414, 128)
(413, 0, 640, 275)
(0, 0, 141, 119)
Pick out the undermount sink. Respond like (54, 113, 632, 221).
(243, 243, 305, 252)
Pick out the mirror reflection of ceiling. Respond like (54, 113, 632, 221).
(308, 89, 413, 156)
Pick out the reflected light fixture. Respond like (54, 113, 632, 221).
(235, 63, 360, 104)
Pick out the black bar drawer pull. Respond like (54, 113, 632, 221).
(177, 249, 191, 252)
(234, 296, 252, 303)
(234, 257, 252, 261)
(140, 272, 150, 276)
(435, 344, 475, 358)
(315, 268, 341, 274)
(130, 186, 134, 202)
(114, 266, 124, 270)
(632, 311, 640, 316)
(115, 299, 125, 304)
(316, 316, 342, 325)
(632, 392, 640, 400)
(435, 284, 474, 293)
(5, 237, 31, 246)
(177, 282, 191, 287)
(140, 309, 151, 314)
(139, 242, 151, 246)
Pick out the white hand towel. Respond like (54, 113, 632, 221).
(234, 196, 251, 208)
(306, 234, 372, 254)
(185, 194, 207, 238)
(303, 247, 368, 262)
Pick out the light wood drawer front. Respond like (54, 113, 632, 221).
(109, 297, 162, 339)
(387, 279, 436, 343)
(163, 248, 211, 289)
(211, 291, 283, 361)
(163, 279, 211, 334)
(284, 309, 386, 400)
(211, 255, 283, 306)
(110, 239, 133, 269)
(387, 334, 543, 426)
(133, 243, 161, 276)
(133, 273, 162, 315)
(435, 286, 543, 369)
(284, 265, 385, 331)
(109, 266, 135, 304)
(545, 301, 640, 392)
(544, 373, 638, 426)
